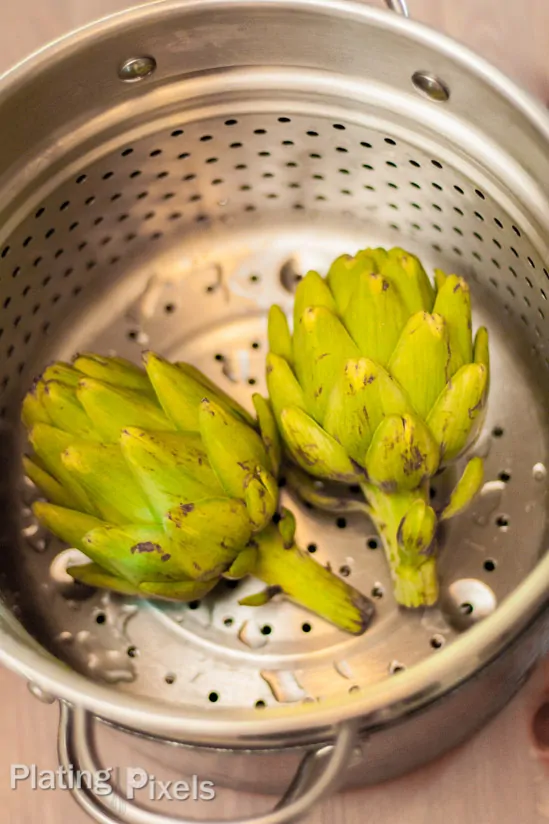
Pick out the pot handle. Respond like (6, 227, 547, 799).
(57, 704, 356, 824)
(384, 0, 409, 16)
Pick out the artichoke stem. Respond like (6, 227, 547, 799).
(392, 560, 438, 608)
(251, 525, 376, 635)
(360, 482, 439, 608)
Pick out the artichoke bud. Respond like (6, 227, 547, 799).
(280, 405, 360, 482)
(343, 272, 408, 368)
(82, 524, 187, 584)
(40, 380, 99, 440)
(77, 377, 175, 442)
(426, 363, 488, 462)
(175, 361, 255, 427)
(474, 326, 490, 390)
(267, 305, 293, 365)
(224, 543, 259, 580)
(293, 270, 337, 328)
(252, 393, 282, 477)
(293, 305, 359, 423)
(434, 268, 447, 291)
(29, 424, 97, 515)
(388, 311, 450, 419)
(138, 578, 219, 602)
(244, 466, 278, 531)
(120, 427, 222, 518)
(384, 248, 435, 313)
(433, 273, 473, 376)
(67, 564, 143, 596)
(441, 456, 484, 521)
(23, 456, 77, 509)
(61, 441, 155, 525)
(265, 246, 490, 611)
(198, 398, 272, 499)
(323, 357, 410, 464)
(365, 412, 440, 492)
(361, 247, 389, 269)
(164, 498, 252, 580)
(143, 352, 215, 432)
(22, 383, 51, 428)
(265, 353, 307, 425)
(396, 499, 437, 564)
(277, 506, 297, 548)
(32, 501, 103, 554)
(326, 251, 377, 315)
(42, 362, 81, 387)
(73, 353, 152, 393)
(285, 464, 367, 514)
(239, 586, 282, 607)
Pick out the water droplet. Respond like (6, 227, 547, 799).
(99, 592, 138, 639)
(49, 550, 95, 599)
(472, 480, 505, 526)
(334, 660, 354, 680)
(57, 631, 73, 644)
(420, 607, 450, 635)
(75, 630, 135, 684)
(443, 578, 497, 630)
(260, 670, 308, 703)
(237, 620, 268, 649)
(472, 432, 492, 460)
(534, 462, 547, 481)
(29, 536, 48, 552)
(21, 522, 39, 538)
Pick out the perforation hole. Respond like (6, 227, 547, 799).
(430, 635, 445, 649)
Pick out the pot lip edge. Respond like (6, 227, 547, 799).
(1, 555, 547, 745)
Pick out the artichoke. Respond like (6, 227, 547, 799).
(21, 352, 375, 635)
(267, 247, 490, 608)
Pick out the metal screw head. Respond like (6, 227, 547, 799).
(118, 56, 157, 83)
(412, 71, 450, 102)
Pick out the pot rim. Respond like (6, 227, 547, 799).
(1, 0, 549, 746)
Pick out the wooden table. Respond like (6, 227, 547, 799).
(2, 1, 549, 822)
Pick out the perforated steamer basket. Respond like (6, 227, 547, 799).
(2, 0, 549, 821)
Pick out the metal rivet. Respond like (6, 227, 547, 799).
(118, 56, 157, 82)
(412, 71, 450, 102)
(27, 682, 56, 704)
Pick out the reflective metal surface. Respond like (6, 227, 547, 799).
(0, 0, 548, 784)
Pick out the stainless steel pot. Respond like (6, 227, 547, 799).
(1, 0, 549, 821)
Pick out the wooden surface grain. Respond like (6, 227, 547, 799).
(2, 1, 549, 822)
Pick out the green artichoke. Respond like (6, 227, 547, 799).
(267, 247, 490, 608)
(21, 352, 375, 635)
